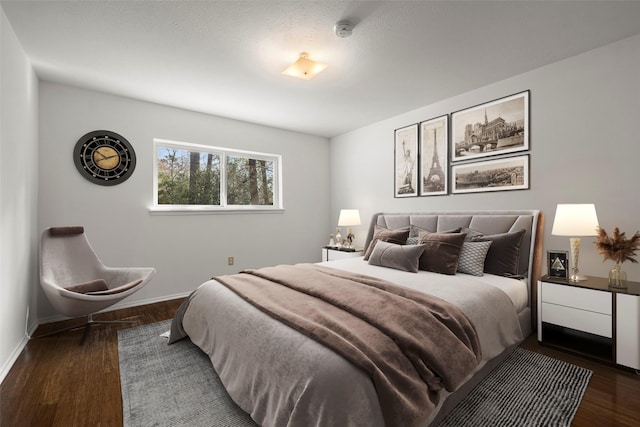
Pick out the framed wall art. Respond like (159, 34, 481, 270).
(394, 123, 418, 197)
(547, 250, 569, 280)
(451, 154, 529, 194)
(451, 90, 529, 162)
(419, 115, 448, 196)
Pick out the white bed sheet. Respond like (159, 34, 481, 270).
(321, 257, 529, 313)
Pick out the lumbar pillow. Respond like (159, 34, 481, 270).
(457, 240, 493, 276)
(363, 225, 410, 260)
(471, 229, 526, 276)
(417, 231, 466, 275)
(65, 279, 108, 294)
(368, 241, 426, 273)
(86, 279, 143, 295)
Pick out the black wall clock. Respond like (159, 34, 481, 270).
(73, 130, 136, 186)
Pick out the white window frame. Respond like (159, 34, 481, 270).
(150, 139, 283, 214)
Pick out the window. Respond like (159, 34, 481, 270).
(152, 139, 282, 212)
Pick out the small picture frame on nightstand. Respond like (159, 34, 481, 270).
(547, 250, 569, 280)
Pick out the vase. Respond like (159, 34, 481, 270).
(608, 263, 628, 289)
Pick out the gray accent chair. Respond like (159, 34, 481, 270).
(39, 226, 156, 343)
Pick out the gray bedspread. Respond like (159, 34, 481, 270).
(215, 264, 481, 426)
(170, 260, 524, 427)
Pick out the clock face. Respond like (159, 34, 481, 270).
(73, 130, 136, 186)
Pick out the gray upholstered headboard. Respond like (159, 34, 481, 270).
(364, 210, 544, 330)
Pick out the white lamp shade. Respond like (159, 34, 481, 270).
(338, 209, 361, 227)
(282, 52, 327, 80)
(551, 204, 599, 236)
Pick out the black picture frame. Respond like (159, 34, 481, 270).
(419, 115, 448, 196)
(451, 154, 529, 194)
(451, 90, 529, 162)
(547, 250, 569, 280)
(394, 123, 418, 197)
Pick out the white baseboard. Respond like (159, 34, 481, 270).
(0, 334, 30, 385)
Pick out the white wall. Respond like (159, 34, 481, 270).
(0, 8, 39, 382)
(38, 83, 330, 320)
(331, 34, 640, 281)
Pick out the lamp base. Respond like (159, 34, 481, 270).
(570, 273, 588, 282)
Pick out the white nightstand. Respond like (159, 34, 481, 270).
(537, 275, 640, 371)
(321, 246, 363, 262)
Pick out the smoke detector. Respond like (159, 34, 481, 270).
(334, 20, 354, 38)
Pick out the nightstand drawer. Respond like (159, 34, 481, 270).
(541, 282, 611, 315)
(542, 302, 612, 338)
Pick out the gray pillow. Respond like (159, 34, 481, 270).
(410, 225, 462, 238)
(471, 229, 526, 276)
(367, 241, 426, 273)
(408, 227, 462, 245)
(457, 240, 493, 276)
(363, 225, 410, 260)
(459, 226, 485, 241)
(406, 236, 419, 245)
(417, 231, 466, 275)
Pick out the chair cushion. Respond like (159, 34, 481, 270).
(66, 279, 109, 294)
(86, 279, 144, 295)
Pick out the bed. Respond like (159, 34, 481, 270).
(170, 210, 543, 426)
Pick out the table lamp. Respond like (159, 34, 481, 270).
(551, 204, 599, 281)
(338, 209, 361, 248)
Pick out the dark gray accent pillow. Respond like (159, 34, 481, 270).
(368, 241, 426, 273)
(363, 226, 410, 260)
(417, 231, 466, 275)
(66, 279, 108, 294)
(471, 229, 526, 276)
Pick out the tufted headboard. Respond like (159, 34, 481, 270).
(364, 210, 544, 330)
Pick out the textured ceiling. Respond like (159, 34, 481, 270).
(3, 1, 640, 138)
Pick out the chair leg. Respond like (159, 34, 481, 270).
(33, 313, 138, 344)
(31, 319, 90, 339)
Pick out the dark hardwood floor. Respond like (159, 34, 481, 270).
(1, 299, 639, 426)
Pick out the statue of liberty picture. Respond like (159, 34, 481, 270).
(394, 124, 418, 197)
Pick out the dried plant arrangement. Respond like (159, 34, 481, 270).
(594, 226, 640, 264)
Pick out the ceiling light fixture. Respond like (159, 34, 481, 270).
(282, 52, 327, 80)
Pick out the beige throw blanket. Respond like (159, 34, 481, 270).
(216, 264, 481, 427)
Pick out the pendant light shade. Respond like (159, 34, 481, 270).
(282, 52, 327, 80)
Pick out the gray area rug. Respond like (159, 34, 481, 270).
(119, 320, 592, 427)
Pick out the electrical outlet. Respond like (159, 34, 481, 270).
(228, 256, 234, 266)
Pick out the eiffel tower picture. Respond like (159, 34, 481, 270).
(424, 127, 446, 193)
